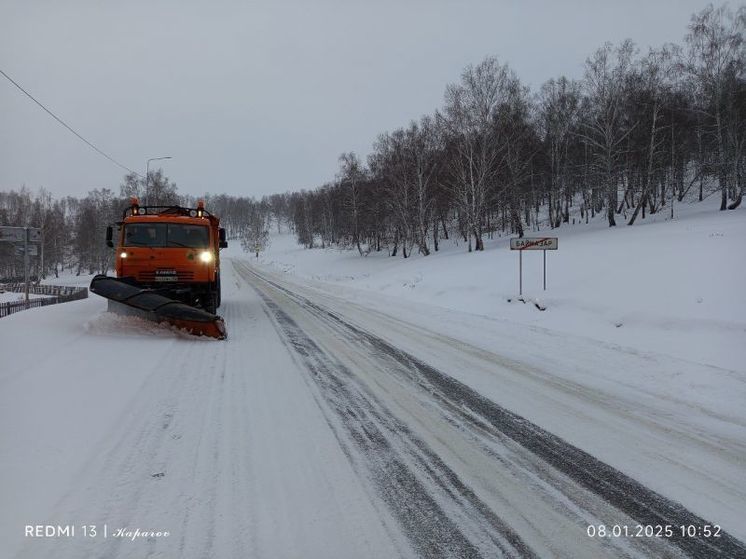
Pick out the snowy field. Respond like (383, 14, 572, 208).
(0, 199, 744, 558)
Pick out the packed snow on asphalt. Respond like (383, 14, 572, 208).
(1, 200, 744, 558)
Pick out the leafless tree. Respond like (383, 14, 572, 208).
(578, 41, 639, 226)
(443, 57, 519, 249)
(685, 3, 745, 209)
(337, 152, 367, 255)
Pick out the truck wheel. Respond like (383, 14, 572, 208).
(216, 273, 221, 308)
(203, 292, 218, 315)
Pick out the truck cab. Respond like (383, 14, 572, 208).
(107, 198, 227, 314)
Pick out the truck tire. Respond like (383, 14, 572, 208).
(203, 291, 218, 315)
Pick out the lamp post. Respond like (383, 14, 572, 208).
(145, 156, 172, 205)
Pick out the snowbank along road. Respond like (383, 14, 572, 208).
(2, 257, 744, 558)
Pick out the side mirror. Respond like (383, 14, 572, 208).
(219, 228, 228, 249)
(106, 226, 114, 248)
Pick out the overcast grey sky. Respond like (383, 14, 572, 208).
(0, 0, 713, 199)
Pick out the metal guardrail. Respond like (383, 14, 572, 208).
(1, 282, 83, 296)
(0, 284, 88, 319)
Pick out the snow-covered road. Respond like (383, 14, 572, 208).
(1, 258, 744, 558)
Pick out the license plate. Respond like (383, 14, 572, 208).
(155, 270, 177, 282)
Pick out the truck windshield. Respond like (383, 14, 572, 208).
(123, 223, 209, 248)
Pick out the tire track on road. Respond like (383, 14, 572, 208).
(253, 284, 534, 558)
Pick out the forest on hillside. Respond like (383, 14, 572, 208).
(0, 4, 743, 280)
(285, 3, 744, 256)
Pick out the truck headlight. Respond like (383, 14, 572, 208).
(200, 251, 213, 263)
(120, 251, 127, 258)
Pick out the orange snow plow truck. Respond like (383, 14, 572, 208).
(90, 197, 228, 339)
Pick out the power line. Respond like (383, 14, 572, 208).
(0, 67, 143, 178)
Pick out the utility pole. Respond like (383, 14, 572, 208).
(24, 227, 29, 305)
(145, 156, 172, 205)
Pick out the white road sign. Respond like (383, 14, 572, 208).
(0, 226, 41, 243)
(15, 245, 39, 256)
(0, 226, 25, 242)
(510, 237, 558, 250)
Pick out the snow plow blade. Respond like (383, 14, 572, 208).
(90, 275, 226, 340)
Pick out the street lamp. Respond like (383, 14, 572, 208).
(145, 156, 172, 206)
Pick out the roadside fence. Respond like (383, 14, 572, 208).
(0, 283, 88, 318)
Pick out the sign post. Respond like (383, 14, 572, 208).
(510, 237, 558, 295)
(24, 228, 29, 304)
(0, 226, 42, 306)
(544, 250, 546, 291)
